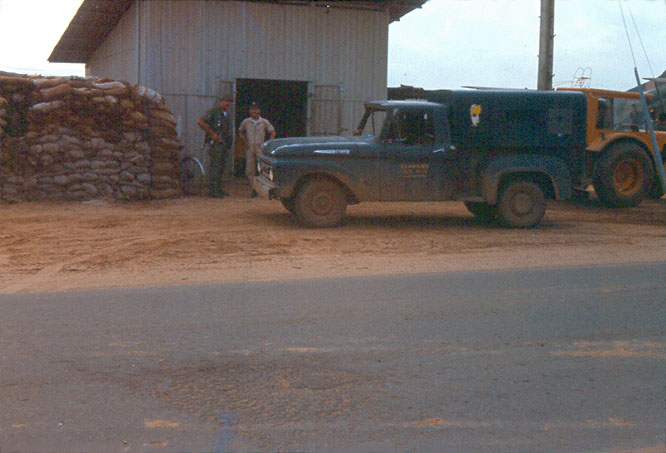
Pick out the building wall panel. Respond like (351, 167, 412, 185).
(87, 1, 138, 82)
(89, 0, 390, 162)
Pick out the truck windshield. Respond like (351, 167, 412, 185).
(355, 107, 387, 138)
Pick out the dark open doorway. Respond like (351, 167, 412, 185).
(234, 78, 308, 174)
(235, 78, 308, 137)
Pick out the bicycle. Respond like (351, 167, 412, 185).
(179, 150, 206, 196)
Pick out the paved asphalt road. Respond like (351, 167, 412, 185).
(1, 263, 665, 452)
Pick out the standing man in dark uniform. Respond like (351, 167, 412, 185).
(198, 96, 233, 198)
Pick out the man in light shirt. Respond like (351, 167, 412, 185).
(238, 102, 276, 197)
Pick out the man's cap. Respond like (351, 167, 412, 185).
(249, 102, 260, 110)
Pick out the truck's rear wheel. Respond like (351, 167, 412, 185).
(593, 144, 653, 207)
(496, 180, 546, 228)
(464, 201, 498, 223)
(294, 179, 347, 227)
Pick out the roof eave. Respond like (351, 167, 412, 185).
(49, 0, 427, 64)
(49, 0, 135, 64)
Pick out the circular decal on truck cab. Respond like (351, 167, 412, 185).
(470, 104, 482, 127)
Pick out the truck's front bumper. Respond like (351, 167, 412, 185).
(252, 175, 278, 199)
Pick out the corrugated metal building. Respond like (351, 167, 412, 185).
(49, 0, 425, 172)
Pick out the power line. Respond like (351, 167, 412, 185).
(617, 0, 638, 68)
(625, 0, 656, 79)
(618, 0, 665, 114)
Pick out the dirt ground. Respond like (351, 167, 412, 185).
(1, 181, 665, 294)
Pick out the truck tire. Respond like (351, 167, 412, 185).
(593, 144, 653, 207)
(464, 202, 498, 223)
(496, 180, 546, 228)
(294, 179, 347, 227)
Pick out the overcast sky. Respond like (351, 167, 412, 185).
(389, 0, 666, 90)
(1, 0, 665, 91)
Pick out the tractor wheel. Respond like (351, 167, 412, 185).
(293, 179, 347, 228)
(593, 144, 653, 207)
(496, 180, 546, 228)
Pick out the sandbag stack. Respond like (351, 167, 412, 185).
(0, 74, 181, 202)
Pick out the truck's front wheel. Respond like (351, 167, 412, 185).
(496, 180, 546, 228)
(294, 179, 347, 227)
(593, 144, 653, 207)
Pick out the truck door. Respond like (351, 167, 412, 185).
(378, 107, 457, 201)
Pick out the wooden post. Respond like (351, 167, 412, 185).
(538, 0, 555, 90)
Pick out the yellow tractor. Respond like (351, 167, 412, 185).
(559, 87, 666, 205)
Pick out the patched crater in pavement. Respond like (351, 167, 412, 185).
(104, 355, 389, 427)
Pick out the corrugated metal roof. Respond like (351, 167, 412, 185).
(49, 0, 426, 64)
(49, 0, 134, 64)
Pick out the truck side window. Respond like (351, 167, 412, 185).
(416, 113, 436, 144)
(387, 115, 404, 143)
(596, 98, 612, 129)
(388, 110, 436, 146)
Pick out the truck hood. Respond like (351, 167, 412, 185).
(263, 136, 372, 157)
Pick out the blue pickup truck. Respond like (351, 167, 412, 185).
(253, 89, 587, 228)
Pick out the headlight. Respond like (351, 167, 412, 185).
(268, 169, 274, 181)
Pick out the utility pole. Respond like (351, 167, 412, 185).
(537, 0, 555, 90)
